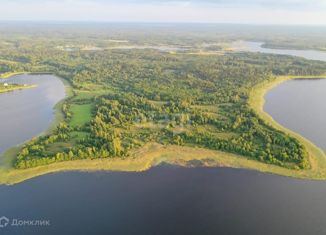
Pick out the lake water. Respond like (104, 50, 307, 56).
(232, 41, 326, 62)
(0, 74, 65, 155)
(234, 41, 326, 152)
(2, 165, 326, 235)
(265, 79, 326, 153)
(1, 45, 326, 235)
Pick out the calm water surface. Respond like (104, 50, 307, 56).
(2, 166, 326, 235)
(265, 79, 326, 153)
(1, 45, 326, 235)
(0, 74, 65, 155)
(236, 41, 326, 152)
(232, 41, 326, 62)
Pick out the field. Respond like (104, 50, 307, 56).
(69, 104, 93, 128)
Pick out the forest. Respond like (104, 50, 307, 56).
(0, 24, 326, 170)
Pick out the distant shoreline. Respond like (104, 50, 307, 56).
(1, 74, 326, 185)
(0, 71, 52, 79)
(0, 72, 30, 79)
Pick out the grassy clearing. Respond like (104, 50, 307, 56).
(74, 89, 111, 99)
(192, 105, 219, 112)
(191, 105, 221, 119)
(134, 122, 164, 129)
(46, 142, 73, 153)
(148, 100, 167, 106)
(69, 104, 93, 128)
(70, 131, 89, 140)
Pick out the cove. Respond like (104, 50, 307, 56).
(264, 79, 326, 153)
(234, 41, 326, 153)
(0, 74, 66, 156)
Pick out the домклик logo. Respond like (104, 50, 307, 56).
(0, 216, 9, 228)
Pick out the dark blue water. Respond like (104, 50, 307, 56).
(1, 165, 326, 235)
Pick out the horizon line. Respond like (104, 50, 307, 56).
(0, 20, 326, 27)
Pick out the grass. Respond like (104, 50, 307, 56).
(1, 139, 326, 185)
(70, 131, 89, 140)
(0, 143, 310, 185)
(0, 84, 36, 93)
(192, 104, 219, 113)
(74, 89, 111, 99)
(0, 72, 29, 79)
(46, 142, 73, 153)
(69, 104, 93, 128)
(248, 75, 326, 179)
(1, 74, 326, 185)
(0, 71, 53, 79)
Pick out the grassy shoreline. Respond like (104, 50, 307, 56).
(1, 72, 37, 93)
(248, 75, 326, 178)
(0, 73, 73, 172)
(0, 71, 52, 79)
(1, 74, 326, 185)
(0, 84, 37, 93)
(0, 72, 30, 79)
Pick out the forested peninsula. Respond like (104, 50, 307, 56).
(1, 25, 326, 184)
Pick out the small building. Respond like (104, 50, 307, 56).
(3, 83, 8, 87)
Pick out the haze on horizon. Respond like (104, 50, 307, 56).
(0, 0, 325, 25)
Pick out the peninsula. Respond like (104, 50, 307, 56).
(1, 27, 326, 185)
(0, 83, 36, 93)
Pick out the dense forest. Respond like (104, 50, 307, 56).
(1, 24, 325, 170)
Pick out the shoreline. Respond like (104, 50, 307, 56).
(261, 43, 326, 52)
(0, 72, 38, 93)
(248, 75, 326, 178)
(0, 72, 72, 170)
(1, 74, 326, 185)
(0, 84, 37, 94)
(0, 72, 31, 79)
(0, 71, 52, 79)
